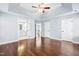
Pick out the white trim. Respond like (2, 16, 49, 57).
(0, 38, 79, 45)
(43, 37, 79, 44)
(56, 11, 79, 17)
(0, 38, 33, 45)
(65, 40, 79, 44)
(0, 39, 23, 45)
(54, 38, 79, 44)
(0, 40, 18, 45)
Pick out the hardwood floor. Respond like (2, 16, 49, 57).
(0, 42, 18, 56)
(0, 37, 79, 56)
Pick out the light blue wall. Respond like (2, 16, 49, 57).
(56, 13, 79, 42)
(73, 14, 79, 42)
(0, 3, 8, 12)
(0, 12, 18, 44)
(40, 17, 61, 39)
(50, 18, 61, 39)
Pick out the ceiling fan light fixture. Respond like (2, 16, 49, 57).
(38, 8, 49, 13)
(32, 3, 50, 13)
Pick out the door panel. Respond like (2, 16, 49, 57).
(61, 19, 73, 41)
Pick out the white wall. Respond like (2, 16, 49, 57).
(27, 20, 35, 38)
(0, 12, 18, 44)
(57, 13, 79, 43)
(0, 3, 8, 12)
(0, 11, 35, 44)
(73, 14, 79, 42)
(41, 17, 61, 39)
(39, 13, 79, 42)
(17, 18, 35, 39)
(41, 22, 45, 37)
(44, 21, 51, 38)
(50, 18, 61, 39)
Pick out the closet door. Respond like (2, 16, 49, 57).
(61, 19, 73, 41)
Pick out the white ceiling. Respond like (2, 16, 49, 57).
(7, 3, 75, 22)
(20, 3, 62, 14)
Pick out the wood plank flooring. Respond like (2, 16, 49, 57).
(0, 37, 79, 56)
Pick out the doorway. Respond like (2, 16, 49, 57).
(35, 23, 42, 48)
(61, 18, 73, 41)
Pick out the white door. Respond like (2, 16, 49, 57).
(18, 20, 28, 39)
(36, 23, 41, 48)
(61, 19, 73, 41)
(18, 22, 27, 39)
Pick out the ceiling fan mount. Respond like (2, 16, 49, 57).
(32, 3, 50, 13)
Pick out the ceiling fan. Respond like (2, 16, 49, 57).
(32, 3, 50, 13)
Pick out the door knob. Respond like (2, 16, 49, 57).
(61, 31, 64, 32)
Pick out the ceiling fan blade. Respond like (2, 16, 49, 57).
(32, 6, 38, 8)
(44, 7, 50, 9)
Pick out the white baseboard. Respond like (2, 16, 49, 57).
(0, 40, 18, 45)
(67, 40, 79, 44)
(0, 38, 79, 45)
(54, 39, 79, 44)
(0, 37, 35, 45)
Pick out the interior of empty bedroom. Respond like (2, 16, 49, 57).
(0, 3, 79, 56)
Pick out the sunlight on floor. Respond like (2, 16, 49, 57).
(18, 44, 25, 56)
(36, 37, 41, 48)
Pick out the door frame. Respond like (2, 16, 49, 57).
(61, 18, 73, 42)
